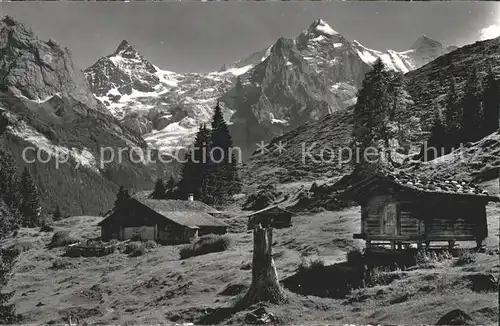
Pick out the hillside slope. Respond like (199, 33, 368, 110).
(2, 199, 498, 325)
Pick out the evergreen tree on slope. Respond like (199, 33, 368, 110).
(150, 177, 167, 199)
(113, 186, 131, 210)
(481, 68, 500, 136)
(204, 103, 241, 204)
(352, 59, 391, 172)
(178, 124, 211, 200)
(19, 167, 41, 227)
(443, 77, 462, 152)
(461, 68, 483, 143)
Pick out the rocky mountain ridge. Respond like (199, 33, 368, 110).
(85, 19, 453, 154)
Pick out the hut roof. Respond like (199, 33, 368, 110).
(344, 170, 499, 201)
(135, 198, 221, 214)
(98, 198, 227, 228)
(245, 205, 295, 217)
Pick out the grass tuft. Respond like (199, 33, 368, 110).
(51, 258, 74, 270)
(49, 231, 81, 248)
(179, 234, 231, 259)
(8, 241, 35, 253)
(454, 250, 477, 266)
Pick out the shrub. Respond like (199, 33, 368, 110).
(346, 247, 364, 265)
(51, 258, 74, 270)
(49, 231, 80, 248)
(40, 224, 54, 232)
(124, 242, 141, 254)
(179, 234, 231, 259)
(130, 234, 142, 242)
(454, 250, 476, 266)
(143, 240, 158, 250)
(130, 246, 146, 257)
(298, 257, 325, 274)
(108, 239, 120, 246)
(8, 241, 34, 253)
(366, 266, 403, 286)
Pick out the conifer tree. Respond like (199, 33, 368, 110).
(206, 102, 241, 203)
(113, 186, 130, 210)
(53, 205, 62, 221)
(481, 68, 500, 136)
(178, 124, 211, 200)
(386, 72, 415, 153)
(164, 175, 178, 199)
(0, 149, 21, 213)
(425, 109, 447, 161)
(352, 59, 391, 171)
(19, 167, 41, 227)
(461, 69, 483, 142)
(443, 77, 462, 152)
(0, 113, 7, 136)
(0, 249, 20, 323)
(150, 177, 167, 199)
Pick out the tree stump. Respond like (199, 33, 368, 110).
(236, 224, 287, 309)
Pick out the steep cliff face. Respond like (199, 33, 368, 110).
(0, 16, 101, 111)
(0, 16, 165, 216)
(86, 40, 161, 101)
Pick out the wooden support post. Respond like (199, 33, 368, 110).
(391, 240, 396, 250)
(236, 224, 287, 309)
(475, 238, 485, 251)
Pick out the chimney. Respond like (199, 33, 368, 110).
(187, 193, 194, 202)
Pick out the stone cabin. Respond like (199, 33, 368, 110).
(98, 197, 228, 244)
(343, 171, 499, 250)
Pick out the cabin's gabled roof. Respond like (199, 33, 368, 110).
(98, 198, 227, 228)
(245, 204, 295, 217)
(134, 198, 221, 214)
(154, 210, 228, 228)
(344, 170, 499, 201)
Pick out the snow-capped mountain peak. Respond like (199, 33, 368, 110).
(410, 34, 443, 51)
(307, 19, 338, 37)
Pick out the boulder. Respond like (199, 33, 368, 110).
(245, 307, 277, 325)
(436, 309, 473, 325)
(466, 273, 498, 292)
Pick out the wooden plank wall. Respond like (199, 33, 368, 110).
(363, 195, 389, 235)
(423, 201, 486, 239)
(399, 203, 420, 237)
